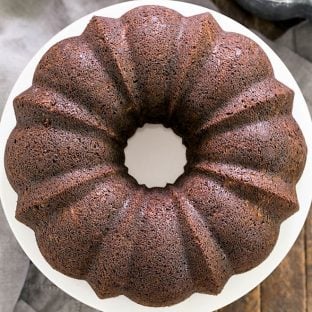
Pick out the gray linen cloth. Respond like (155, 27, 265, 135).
(0, 1, 311, 311)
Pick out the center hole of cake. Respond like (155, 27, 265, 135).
(124, 124, 187, 188)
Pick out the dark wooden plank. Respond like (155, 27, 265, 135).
(218, 286, 260, 312)
(306, 205, 312, 312)
(261, 229, 306, 312)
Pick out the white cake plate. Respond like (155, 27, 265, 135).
(0, 1, 312, 311)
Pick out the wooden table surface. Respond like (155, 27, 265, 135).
(208, 2, 311, 311)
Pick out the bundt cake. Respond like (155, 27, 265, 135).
(4, 5, 307, 307)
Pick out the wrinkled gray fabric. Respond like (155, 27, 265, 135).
(276, 20, 312, 62)
(0, 0, 311, 311)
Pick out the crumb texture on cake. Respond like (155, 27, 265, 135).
(4, 5, 307, 307)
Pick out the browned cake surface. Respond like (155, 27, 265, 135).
(4, 5, 307, 307)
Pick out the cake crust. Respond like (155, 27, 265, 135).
(4, 5, 307, 307)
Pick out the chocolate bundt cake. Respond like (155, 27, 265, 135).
(4, 5, 307, 307)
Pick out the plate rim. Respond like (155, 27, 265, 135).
(0, 0, 312, 311)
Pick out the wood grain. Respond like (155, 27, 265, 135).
(261, 229, 306, 312)
(218, 286, 260, 312)
(306, 206, 312, 312)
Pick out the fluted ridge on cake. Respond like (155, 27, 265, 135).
(14, 86, 119, 141)
(35, 174, 136, 278)
(15, 165, 123, 227)
(172, 189, 233, 293)
(87, 189, 145, 298)
(193, 162, 298, 221)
